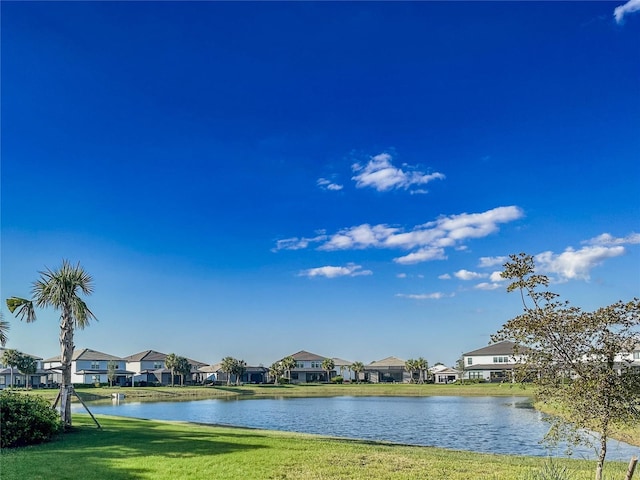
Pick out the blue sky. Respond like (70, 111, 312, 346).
(2, 1, 639, 368)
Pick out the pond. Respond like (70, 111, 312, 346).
(74, 396, 639, 460)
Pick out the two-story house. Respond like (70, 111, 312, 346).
(43, 348, 133, 386)
(124, 350, 209, 386)
(280, 350, 335, 383)
(462, 340, 525, 383)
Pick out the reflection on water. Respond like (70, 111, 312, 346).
(73, 396, 638, 459)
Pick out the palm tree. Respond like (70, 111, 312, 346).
(416, 357, 428, 384)
(6, 260, 96, 428)
(269, 362, 284, 384)
(233, 359, 247, 385)
(351, 361, 364, 383)
(281, 356, 296, 383)
(221, 356, 237, 385)
(0, 311, 9, 346)
(164, 353, 179, 386)
(176, 356, 192, 386)
(405, 359, 417, 383)
(321, 358, 335, 383)
(1, 349, 21, 388)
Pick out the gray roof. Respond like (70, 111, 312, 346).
(463, 341, 525, 357)
(288, 350, 328, 361)
(44, 348, 123, 363)
(366, 356, 406, 368)
(123, 350, 168, 362)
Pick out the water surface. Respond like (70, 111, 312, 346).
(74, 395, 639, 459)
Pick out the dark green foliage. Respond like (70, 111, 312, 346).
(1, 391, 61, 448)
(331, 376, 344, 384)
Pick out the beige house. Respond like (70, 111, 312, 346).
(279, 350, 335, 383)
(364, 356, 410, 383)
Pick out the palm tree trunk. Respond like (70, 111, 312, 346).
(60, 309, 74, 428)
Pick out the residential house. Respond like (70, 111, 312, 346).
(207, 363, 268, 385)
(430, 364, 460, 384)
(43, 348, 134, 386)
(333, 357, 356, 382)
(0, 348, 49, 389)
(364, 356, 410, 383)
(462, 340, 525, 383)
(280, 350, 336, 383)
(123, 350, 208, 386)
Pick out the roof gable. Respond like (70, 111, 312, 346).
(123, 350, 168, 362)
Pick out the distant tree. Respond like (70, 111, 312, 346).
(176, 357, 192, 386)
(404, 359, 417, 383)
(269, 362, 284, 384)
(455, 355, 466, 384)
(1, 349, 21, 388)
(281, 356, 296, 382)
(233, 359, 247, 385)
(164, 353, 179, 386)
(351, 361, 365, 383)
(16, 353, 37, 389)
(416, 357, 428, 384)
(6, 260, 97, 428)
(220, 356, 237, 385)
(321, 358, 335, 383)
(493, 253, 640, 480)
(0, 311, 9, 347)
(107, 360, 118, 387)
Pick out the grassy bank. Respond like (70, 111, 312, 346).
(25, 381, 534, 402)
(0, 414, 632, 480)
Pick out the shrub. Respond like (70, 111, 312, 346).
(0, 391, 62, 448)
(331, 376, 344, 384)
(277, 377, 290, 385)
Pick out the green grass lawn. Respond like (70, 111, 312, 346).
(1, 414, 634, 480)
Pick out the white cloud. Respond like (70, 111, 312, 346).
(535, 245, 626, 281)
(298, 263, 373, 279)
(489, 271, 504, 283)
(583, 232, 640, 246)
(275, 205, 524, 264)
(396, 292, 452, 300)
(396, 273, 407, 278)
(438, 273, 452, 280)
(317, 177, 343, 191)
(454, 269, 486, 281)
(351, 153, 445, 192)
(474, 282, 502, 291)
(614, 0, 640, 24)
(478, 256, 508, 268)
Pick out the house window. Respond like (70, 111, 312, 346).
(493, 356, 509, 363)
(468, 372, 483, 379)
(467, 358, 472, 365)
(154, 362, 163, 369)
(311, 362, 321, 368)
(91, 361, 100, 370)
(633, 352, 640, 360)
(295, 362, 304, 368)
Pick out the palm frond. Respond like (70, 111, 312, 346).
(6, 297, 37, 323)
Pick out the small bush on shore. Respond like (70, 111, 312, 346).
(0, 391, 61, 448)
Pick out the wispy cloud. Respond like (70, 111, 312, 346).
(396, 292, 452, 300)
(583, 232, 640, 246)
(298, 263, 372, 278)
(351, 153, 444, 192)
(438, 273, 452, 280)
(614, 0, 640, 24)
(274, 206, 524, 263)
(474, 282, 502, 291)
(317, 177, 343, 191)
